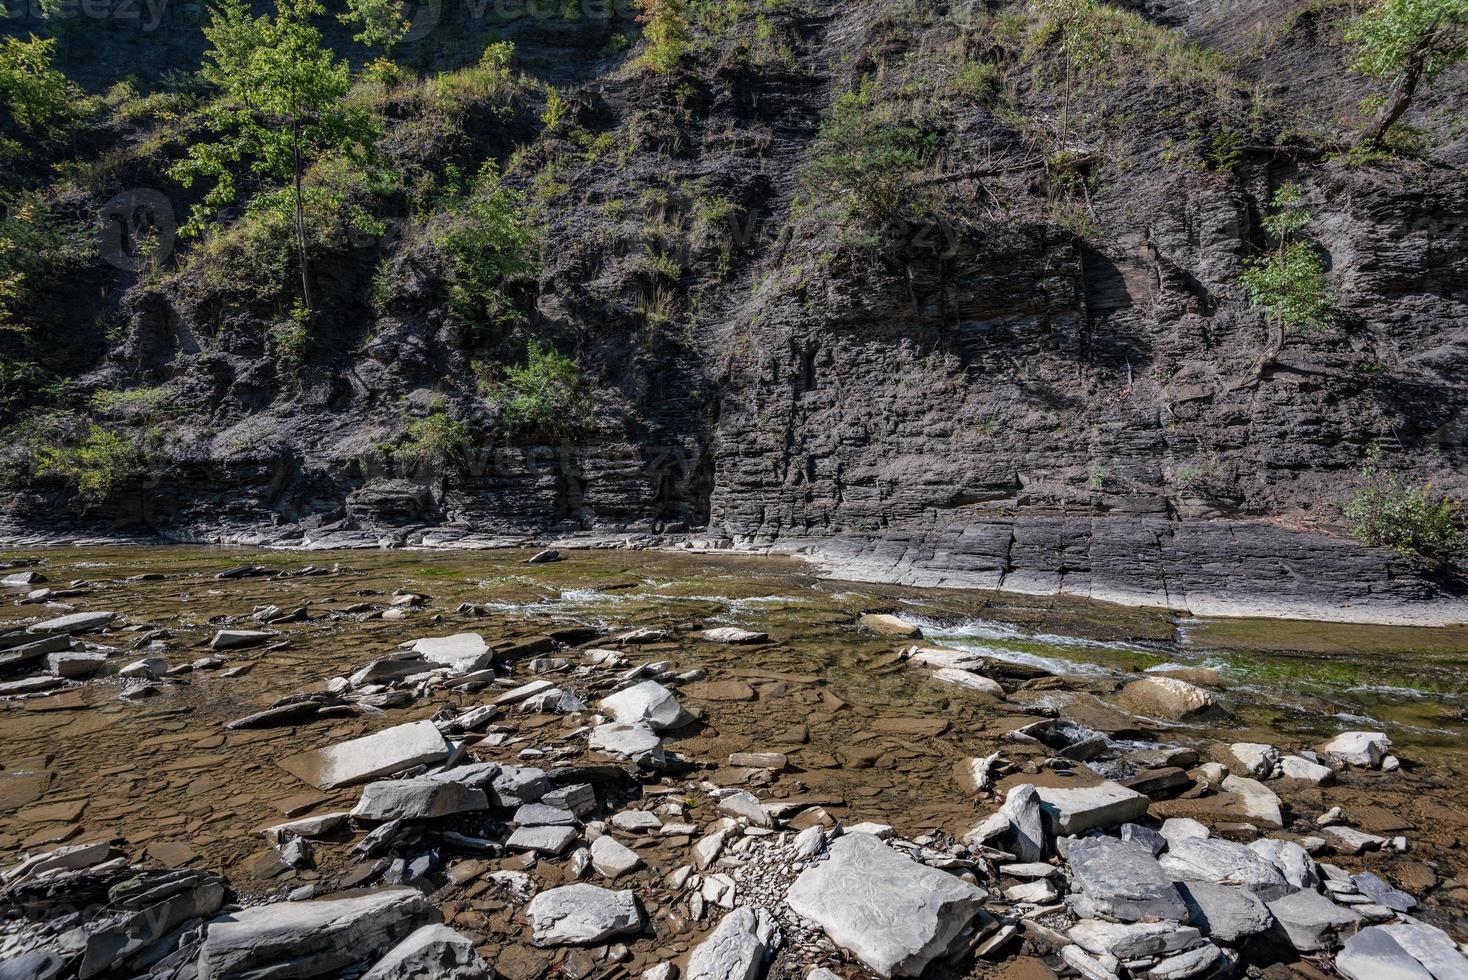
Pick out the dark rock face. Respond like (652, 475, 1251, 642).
(3, 0, 1467, 622)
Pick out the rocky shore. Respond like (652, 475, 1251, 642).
(0, 550, 1465, 980)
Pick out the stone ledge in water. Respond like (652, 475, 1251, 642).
(784, 831, 987, 978)
(276, 720, 452, 789)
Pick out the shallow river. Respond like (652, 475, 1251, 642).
(1, 545, 1466, 945)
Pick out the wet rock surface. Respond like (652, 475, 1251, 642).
(0, 547, 1463, 980)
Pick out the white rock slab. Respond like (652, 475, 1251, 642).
(784, 832, 987, 977)
(277, 720, 452, 789)
(526, 884, 642, 946)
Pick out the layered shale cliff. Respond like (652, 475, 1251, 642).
(1, 0, 1466, 621)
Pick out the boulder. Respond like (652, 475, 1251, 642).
(276, 720, 452, 789)
(119, 658, 166, 680)
(1117, 677, 1218, 721)
(599, 681, 690, 731)
(1159, 837, 1293, 900)
(784, 832, 987, 977)
(1318, 732, 1391, 769)
(349, 657, 431, 688)
(410, 634, 494, 674)
(350, 779, 488, 822)
(526, 884, 642, 946)
(1175, 883, 1274, 943)
(195, 888, 439, 980)
(1065, 837, 1188, 922)
(1265, 889, 1362, 952)
(686, 907, 780, 980)
(1035, 780, 1150, 835)
(700, 628, 769, 644)
(360, 924, 493, 980)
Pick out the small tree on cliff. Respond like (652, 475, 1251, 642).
(171, 0, 380, 312)
(1238, 183, 1334, 385)
(635, 0, 690, 74)
(1346, 0, 1467, 147)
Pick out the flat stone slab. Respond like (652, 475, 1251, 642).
(599, 681, 689, 731)
(700, 627, 769, 644)
(1035, 780, 1150, 835)
(411, 634, 493, 674)
(859, 614, 922, 638)
(276, 720, 452, 789)
(1066, 836, 1188, 923)
(211, 630, 272, 651)
(507, 825, 578, 855)
(196, 888, 438, 980)
(350, 779, 488, 822)
(526, 884, 642, 946)
(785, 832, 987, 977)
(686, 907, 779, 980)
(26, 612, 116, 636)
(1337, 922, 1468, 980)
(1067, 919, 1201, 960)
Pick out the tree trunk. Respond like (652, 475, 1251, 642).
(1361, 28, 1441, 146)
(291, 127, 313, 312)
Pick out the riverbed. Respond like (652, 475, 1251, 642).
(1, 545, 1465, 975)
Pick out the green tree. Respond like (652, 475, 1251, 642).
(480, 341, 585, 435)
(441, 163, 539, 342)
(171, 0, 381, 311)
(1345, 0, 1468, 146)
(635, 0, 691, 74)
(340, 0, 410, 57)
(1346, 445, 1465, 565)
(35, 425, 144, 503)
(0, 35, 81, 134)
(1239, 183, 1334, 384)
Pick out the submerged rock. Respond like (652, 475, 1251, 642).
(784, 832, 987, 977)
(700, 627, 769, 644)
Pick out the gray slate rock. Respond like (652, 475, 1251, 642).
(26, 611, 116, 636)
(784, 832, 988, 978)
(526, 884, 642, 946)
(490, 766, 548, 807)
(350, 779, 488, 822)
(1000, 784, 1046, 862)
(195, 888, 439, 980)
(686, 906, 780, 980)
(277, 720, 452, 789)
(1159, 837, 1293, 900)
(1067, 836, 1188, 923)
(1265, 889, 1362, 952)
(1176, 882, 1274, 943)
(1352, 872, 1417, 913)
(360, 924, 493, 980)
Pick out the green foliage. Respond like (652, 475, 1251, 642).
(480, 341, 584, 435)
(801, 80, 938, 228)
(170, 0, 384, 309)
(1346, 0, 1466, 81)
(1345, 446, 1465, 564)
(440, 164, 539, 342)
(34, 425, 144, 502)
(271, 306, 312, 367)
(0, 35, 88, 134)
(398, 408, 473, 469)
(91, 386, 174, 418)
(0, 195, 81, 334)
(340, 0, 409, 54)
(1241, 183, 1334, 334)
(636, 0, 692, 74)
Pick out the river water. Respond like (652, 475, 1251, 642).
(1, 544, 1465, 944)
